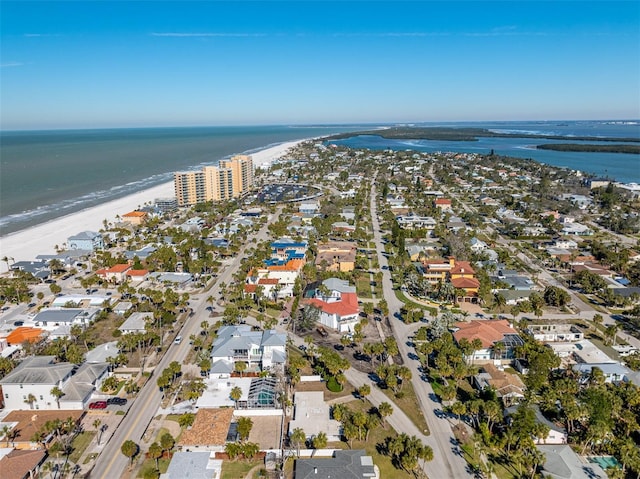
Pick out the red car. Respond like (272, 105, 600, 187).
(89, 401, 107, 410)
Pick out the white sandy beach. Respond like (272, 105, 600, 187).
(0, 139, 305, 272)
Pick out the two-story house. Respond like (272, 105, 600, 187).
(209, 326, 286, 376)
(0, 356, 108, 410)
(67, 231, 103, 252)
(307, 278, 360, 333)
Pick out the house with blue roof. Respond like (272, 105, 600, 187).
(67, 231, 103, 251)
(271, 237, 308, 261)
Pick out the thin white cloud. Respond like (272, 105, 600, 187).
(24, 33, 62, 37)
(150, 32, 267, 37)
(1, 62, 24, 68)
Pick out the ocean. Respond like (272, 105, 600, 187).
(328, 120, 640, 185)
(1, 121, 638, 236)
(0, 125, 365, 235)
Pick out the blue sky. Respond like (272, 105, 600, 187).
(1, 1, 639, 129)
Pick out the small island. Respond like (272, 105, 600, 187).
(326, 126, 640, 143)
(535, 143, 640, 154)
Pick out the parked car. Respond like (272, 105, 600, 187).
(89, 401, 107, 409)
(107, 397, 127, 406)
(13, 321, 24, 327)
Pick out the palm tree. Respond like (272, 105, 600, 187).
(93, 419, 103, 445)
(378, 402, 393, 428)
(121, 440, 139, 469)
(311, 431, 327, 457)
(50, 386, 65, 409)
(230, 386, 242, 408)
(290, 427, 306, 458)
(24, 393, 36, 410)
(148, 442, 163, 471)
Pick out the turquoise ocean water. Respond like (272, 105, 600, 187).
(1, 121, 638, 236)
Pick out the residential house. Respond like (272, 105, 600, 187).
(396, 214, 437, 231)
(298, 202, 320, 216)
(5, 328, 45, 347)
(33, 308, 98, 330)
(125, 269, 149, 283)
(9, 261, 51, 282)
(161, 452, 222, 479)
(449, 260, 480, 302)
(537, 445, 606, 479)
(473, 363, 525, 406)
(67, 231, 103, 251)
(118, 312, 152, 334)
(121, 211, 147, 225)
(573, 363, 640, 386)
(452, 320, 524, 362)
(0, 356, 107, 410)
(495, 289, 535, 306)
(177, 408, 234, 451)
(209, 325, 287, 373)
(315, 241, 357, 272)
(95, 263, 131, 283)
(331, 222, 356, 236)
(434, 198, 453, 211)
(295, 450, 379, 479)
(505, 405, 567, 445)
(0, 448, 47, 478)
(526, 324, 584, 343)
(0, 410, 83, 450)
(307, 278, 360, 333)
(469, 237, 488, 253)
(271, 238, 308, 262)
(341, 207, 356, 222)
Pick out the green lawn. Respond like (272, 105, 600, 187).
(345, 400, 414, 479)
(137, 456, 171, 478)
(221, 458, 263, 479)
(378, 380, 430, 435)
(68, 431, 96, 464)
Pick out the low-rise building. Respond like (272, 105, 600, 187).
(295, 450, 379, 479)
(315, 241, 357, 272)
(526, 324, 584, 342)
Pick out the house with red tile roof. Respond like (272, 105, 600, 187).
(121, 210, 147, 225)
(452, 320, 524, 363)
(434, 198, 452, 211)
(306, 278, 360, 333)
(125, 269, 149, 282)
(95, 263, 131, 283)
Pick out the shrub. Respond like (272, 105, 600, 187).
(326, 376, 342, 392)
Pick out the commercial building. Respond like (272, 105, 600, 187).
(174, 155, 254, 206)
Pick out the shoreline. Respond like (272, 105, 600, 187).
(0, 139, 308, 272)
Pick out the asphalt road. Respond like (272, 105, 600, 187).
(369, 182, 472, 478)
(88, 208, 282, 478)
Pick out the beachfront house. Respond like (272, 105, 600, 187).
(67, 231, 103, 251)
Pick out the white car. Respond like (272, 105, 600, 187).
(174, 336, 182, 344)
